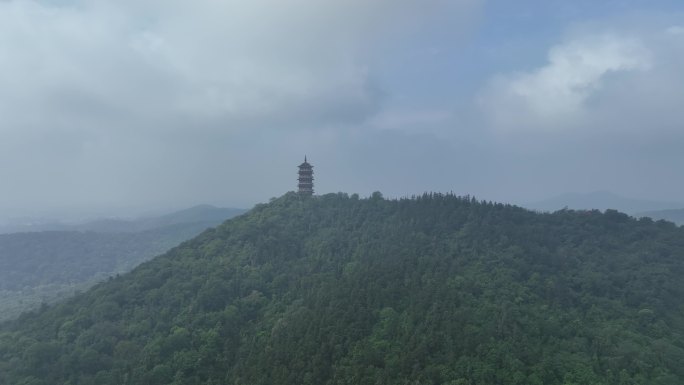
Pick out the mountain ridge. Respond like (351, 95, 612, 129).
(525, 191, 682, 214)
(0, 205, 246, 234)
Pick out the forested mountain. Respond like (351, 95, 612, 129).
(1, 192, 683, 384)
(0, 207, 245, 322)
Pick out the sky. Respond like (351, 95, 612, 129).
(1, 0, 684, 219)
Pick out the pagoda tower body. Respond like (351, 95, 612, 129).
(297, 156, 314, 196)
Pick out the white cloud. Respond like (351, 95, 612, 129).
(479, 33, 652, 132)
(0, 0, 480, 135)
(0, 0, 482, 213)
(0, 1, 362, 133)
(666, 25, 684, 35)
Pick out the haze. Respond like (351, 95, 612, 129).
(1, 0, 683, 220)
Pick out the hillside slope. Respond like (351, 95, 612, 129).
(1, 192, 683, 384)
(0, 207, 245, 322)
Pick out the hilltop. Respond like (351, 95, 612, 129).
(0, 192, 683, 384)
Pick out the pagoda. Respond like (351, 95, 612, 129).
(297, 156, 314, 196)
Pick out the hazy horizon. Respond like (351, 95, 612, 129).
(2, 189, 683, 225)
(2, 0, 684, 219)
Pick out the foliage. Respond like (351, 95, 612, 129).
(0, 221, 235, 322)
(0, 192, 683, 384)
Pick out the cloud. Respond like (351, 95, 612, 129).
(478, 32, 652, 132)
(0, 1, 376, 134)
(666, 25, 684, 35)
(368, 109, 454, 133)
(0, 0, 481, 135)
(465, 19, 684, 204)
(6, 1, 683, 216)
(0, 0, 482, 214)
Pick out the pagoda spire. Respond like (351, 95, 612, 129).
(297, 156, 314, 196)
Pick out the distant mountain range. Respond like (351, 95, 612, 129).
(524, 191, 683, 215)
(0, 204, 245, 322)
(636, 208, 684, 225)
(0, 204, 246, 234)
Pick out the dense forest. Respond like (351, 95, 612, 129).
(0, 206, 245, 322)
(1, 192, 683, 384)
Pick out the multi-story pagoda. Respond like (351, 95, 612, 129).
(297, 156, 314, 196)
